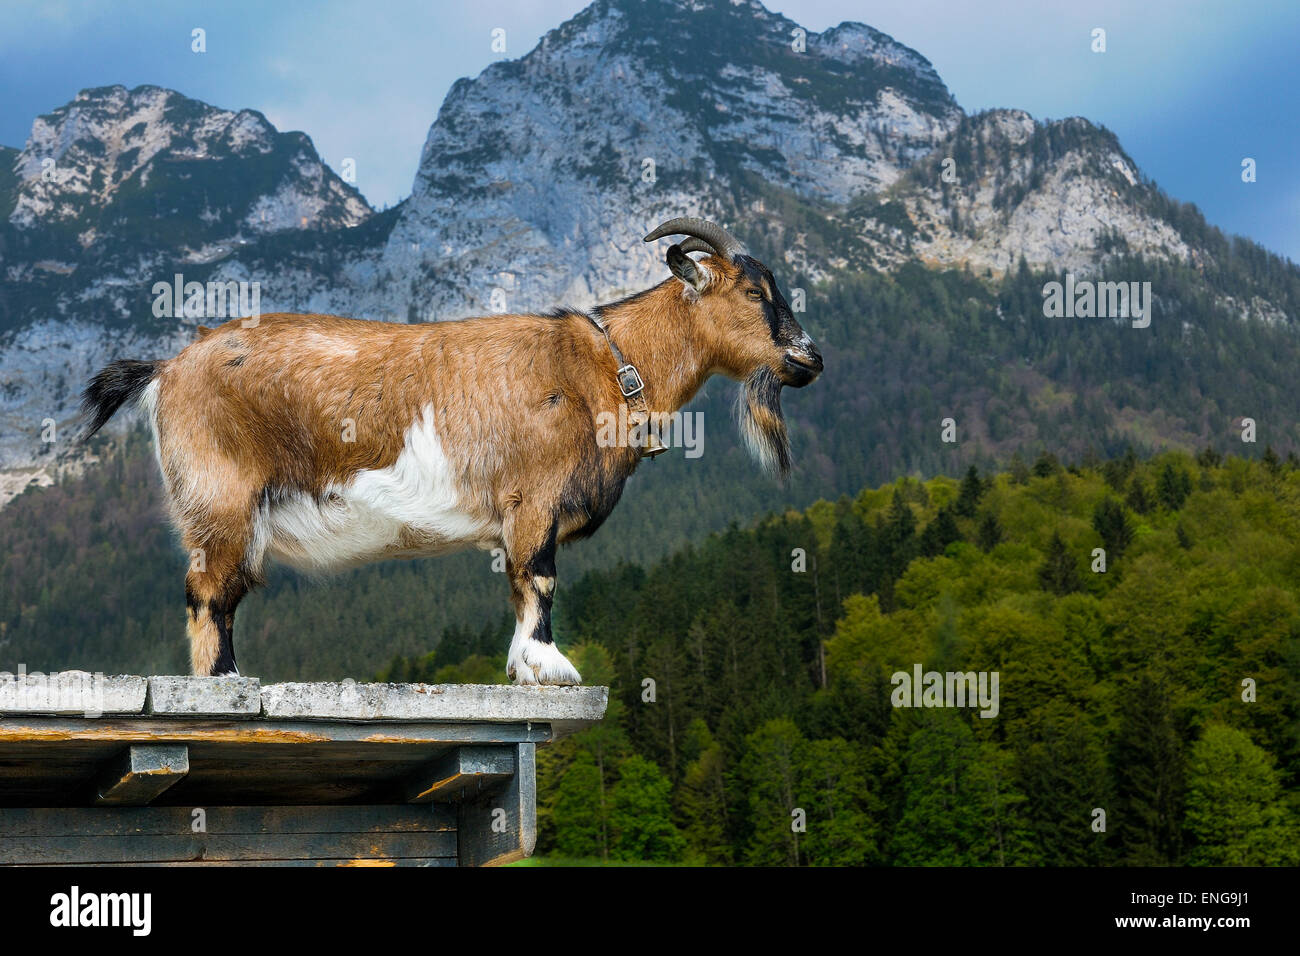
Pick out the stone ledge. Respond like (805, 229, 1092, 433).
(0, 675, 608, 737)
(260, 682, 608, 736)
(0, 672, 146, 716)
(146, 676, 262, 717)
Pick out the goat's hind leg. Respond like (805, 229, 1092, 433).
(503, 510, 581, 686)
(182, 521, 258, 677)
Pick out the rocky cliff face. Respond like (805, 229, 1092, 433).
(851, 109, 1194, 277)
(358, 0, 963, 320)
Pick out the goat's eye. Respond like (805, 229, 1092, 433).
(746, 288, 763, 300)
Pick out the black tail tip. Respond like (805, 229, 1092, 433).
(80, 359, 158, 440)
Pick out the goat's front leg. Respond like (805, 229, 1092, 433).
(502, 508, 581, 686)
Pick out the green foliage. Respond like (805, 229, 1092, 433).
(1092, 498, 1134, 563)
(976, 511, 1004, 552)
(1184, 724, 1296, 865)
(955, 466, 984, 517)
(1038, 532, 1082, 596)
(535, 449, 1300, 865)
(608, 755, 687, 863)
(1157, 463, 1192, 511)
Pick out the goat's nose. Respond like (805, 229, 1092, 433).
(792, 342, 823, 372)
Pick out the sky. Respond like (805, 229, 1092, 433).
(1, 0, 1296, 261)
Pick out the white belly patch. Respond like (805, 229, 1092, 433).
(255, 404, 496, 572)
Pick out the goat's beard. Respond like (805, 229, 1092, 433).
(736, 367, 791, 480)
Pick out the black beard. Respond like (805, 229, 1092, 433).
(735, 367, 791, 480)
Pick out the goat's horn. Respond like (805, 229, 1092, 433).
(677, 238, 716, 257)
(644, 217, 745, 260)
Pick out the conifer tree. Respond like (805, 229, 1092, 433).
(1038, 532, 1082, 595)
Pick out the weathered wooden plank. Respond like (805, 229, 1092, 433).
(0, 717, 552, 746)
(92, 745, 189, 806)
(0, 830, 456, 864)
(0, 804, 455, 837)
(28, 858, 458, 867)
(262, 682, 608, 735)
(0, 672, 146, 716)
(406, 745, 516, 803)
(147, 677, 261, 717)
(458, 741, 536, 867)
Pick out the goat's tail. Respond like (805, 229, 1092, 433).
(80, 359, 160, 440)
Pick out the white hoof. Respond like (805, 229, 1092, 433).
(507, 637, 582, 686)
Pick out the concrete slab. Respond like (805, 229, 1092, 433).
(0, 671, 146, 716)
(146, 676, 261, 717)
(260, 682, 608, 736)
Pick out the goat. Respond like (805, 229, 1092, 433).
(81, 218, 824, 684)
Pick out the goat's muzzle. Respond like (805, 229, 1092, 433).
(781, 345, 823, 387)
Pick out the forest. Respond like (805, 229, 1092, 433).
(383, 448, 1300, 865)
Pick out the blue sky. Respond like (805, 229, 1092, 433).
(1, 0, 1296, 261)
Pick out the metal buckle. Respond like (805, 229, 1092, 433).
(617, 364, 645, 398)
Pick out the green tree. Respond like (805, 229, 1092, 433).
(1113, 674, 1187, 864)
(1156, 463, 1192, 510)
(976, 511, 1003, 552)
(955, 465, 984, 517)
(919, 506, 962, 557)
(1032, 450, 1061, 478)
(676, 720, 734, 865)
(1092, 498, 1134, 562)
(1009, 452, 1030, 485)
(1038, 533, 1082, 596)
(738, 718, 805, 866)
(799, 738, 880, 865)
(1126, 479, 1153, 515)
(609, 755, 687, 863)
(892, 712, 1035, 865)
(551, 750, 607, 860)
(1184, 723, 1295, 865)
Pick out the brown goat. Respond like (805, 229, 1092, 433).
(81, 218, 823, 683)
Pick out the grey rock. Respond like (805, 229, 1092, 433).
(146, 676, 262, 717)
(261, 681, 608, 736)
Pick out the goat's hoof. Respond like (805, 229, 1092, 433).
(507, 638, 582, 686)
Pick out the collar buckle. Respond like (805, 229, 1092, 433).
(616, 364, 645, 398)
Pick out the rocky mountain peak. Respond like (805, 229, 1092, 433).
(7, 84, 371, 237)
(380, 0, 962, 319)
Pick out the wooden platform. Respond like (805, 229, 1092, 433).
(0, 675, 607, 867)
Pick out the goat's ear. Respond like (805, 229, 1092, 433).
(666, 243, 706, 291)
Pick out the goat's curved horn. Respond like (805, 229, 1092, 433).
(644, 217, 745, 260)
(677, 238, 716, 257)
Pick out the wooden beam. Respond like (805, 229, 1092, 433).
(0, 805, 459, 866)
(0, 830, 456, 865)
(0, 804, 455, 838)
(458, 742, 536, 867)
(0, 716, 554, 746)
(92, 745, 189, 806)
(406, 745, 516, 803)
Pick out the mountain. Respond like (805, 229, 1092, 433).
(363, 0, 962, 319)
